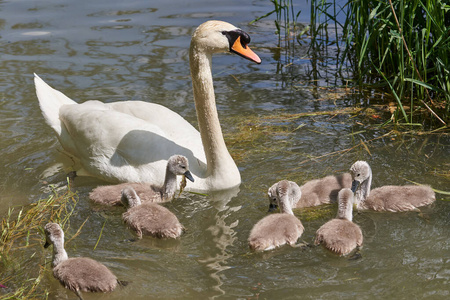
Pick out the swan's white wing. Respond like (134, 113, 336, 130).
(58, 100, 206, 184)
(34, 74, 76, 135)
(108, 101, 200, 147)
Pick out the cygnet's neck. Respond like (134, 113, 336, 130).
(189, 42, 240, 189)
(337, 199, 353, 221)
(161, 166, 178, 200)
(355, 169, 372, 208)
(278, 196, 295, 216)
(51, 239, 69, 267)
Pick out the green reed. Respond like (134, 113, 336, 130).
(0, 186, 79, 299)
(252, 0, 449, 129)
(343, 0, 449, 127)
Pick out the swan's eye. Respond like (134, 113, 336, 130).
(222, 30, 250, 50)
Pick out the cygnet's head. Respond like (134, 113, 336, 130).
(267, 180, 300, 213)
(349, 161, 372, 192)
(44, 222, 64, 248)
(121, 187, 142, 208)
(167, 155, 195, 182)
(267, 182, 279, 212)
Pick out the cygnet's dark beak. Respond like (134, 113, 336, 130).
(268, 203, 278, 213)
(351, 180, 359, 193)
(44, 240, 50, 248)
(184, 171, 195, 182)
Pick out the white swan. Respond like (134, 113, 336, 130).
(34, 20, 261, 191)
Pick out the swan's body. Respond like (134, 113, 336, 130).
(89, 155, 194, 206)
(267, 173, 352, 211)
(314, 188, 363, 256)
(350, 161, 435, 212)
(34, 20, 261, 191)
(121, 187, 184, 239)
(44, 223, 120, 299)
(249, 180, 304, 251)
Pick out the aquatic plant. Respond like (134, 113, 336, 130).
(0, 186, 79, 299)
(343, 0, 449, 127)
(252, 0, 450, 129)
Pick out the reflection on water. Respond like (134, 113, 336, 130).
(0, 0, 449, 299)
(197, 188, 241, 298)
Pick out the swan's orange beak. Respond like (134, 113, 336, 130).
(231, 36, 261, 64)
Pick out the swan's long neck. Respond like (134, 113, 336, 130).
(189, 43, 240, 188)
(51, 239, 69, 267)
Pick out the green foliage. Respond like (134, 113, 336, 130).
(252, 0, 450, 129)
(0, 186, 79, 299)
(343, 0, 449, 127)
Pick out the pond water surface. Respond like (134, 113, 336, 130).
(0, 0, 449, 299)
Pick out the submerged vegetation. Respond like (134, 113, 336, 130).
(0, 186, 79, 299)
(224, 103, 445, 165)
(252, 0, 450, 129)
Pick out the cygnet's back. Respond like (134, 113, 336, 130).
(249, 180, 304, 251)
(298, 173, 352, 207)
(121, 187, 184, 239)
(90, 182, 161, 206)
(53, 257, 118, 294)
(44, 223, 120, 298)
(89, 155, 194, 206)
(314, 188, 363, 256)
(350, 160, 435, 211)
(362, 185, 434, 211)
(267, 173, 352, 211)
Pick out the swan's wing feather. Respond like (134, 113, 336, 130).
(34, 74, 77, 135)
(109, 101, 199, 140)
(58, 101, 205, 183)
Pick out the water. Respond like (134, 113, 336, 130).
(0, 0, 449, 299)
